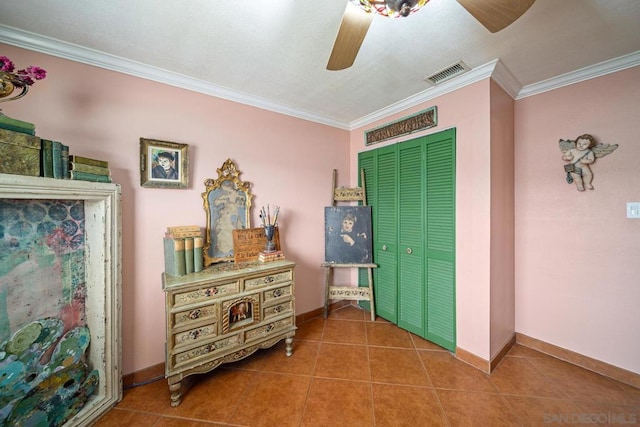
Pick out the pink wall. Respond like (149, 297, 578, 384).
(1, 44, 350, 374)
(489, 80, 516, 360)
(515, 67, 640, 374)
(350, 81, 496, 360)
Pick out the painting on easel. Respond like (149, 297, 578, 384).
(324, 206, 372, 264)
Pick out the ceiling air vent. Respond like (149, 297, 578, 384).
(424, 61, 470, 85)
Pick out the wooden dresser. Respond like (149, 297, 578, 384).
(162, 259, 296, 406)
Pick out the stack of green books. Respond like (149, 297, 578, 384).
(40, 139, 69, 179)
(0, 112, 36, 136)
(163, 226, 204, 276)
(68, 155, 112, 183)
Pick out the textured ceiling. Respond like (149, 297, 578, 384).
(1, 0, 639, 129)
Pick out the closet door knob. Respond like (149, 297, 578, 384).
(382, 245, 388, 251)
(406, 247, 413, 254)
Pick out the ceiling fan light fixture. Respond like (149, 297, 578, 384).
(348, 0, 429, 18)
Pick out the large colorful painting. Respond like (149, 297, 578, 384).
(0, 199, 98, 425)
(1, 199, 86, 337)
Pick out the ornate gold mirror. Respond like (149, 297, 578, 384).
(202, 159, 253, 265)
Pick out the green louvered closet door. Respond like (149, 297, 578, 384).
(359, 144, 398, 322)
(424, 131, 456, 350)
(358, 128, 456, 351)
(397, 137, 426, 336)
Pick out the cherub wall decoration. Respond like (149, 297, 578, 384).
(559, 134, 618, 191)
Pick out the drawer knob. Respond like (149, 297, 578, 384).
(273, 289, 284, 298)
(273, 305, 283, 313)
(264, 276, 275, 284)
(188, 309, 202, 320)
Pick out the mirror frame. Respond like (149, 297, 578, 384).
(202, 159, 253, 266)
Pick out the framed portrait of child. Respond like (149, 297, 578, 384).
(324, 206, 372, 264)
(139, 138, 189, 189)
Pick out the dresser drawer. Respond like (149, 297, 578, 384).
(263, 284, 292, 303)
(262, 299, 293, 321)
(173, 323, 218, 351)
(172, 281, 239, 308)
(244, 317, 294, 342)
(172, 303, 218, 330)
(172, 334, 241, 369)
(244, 269, 292, 290)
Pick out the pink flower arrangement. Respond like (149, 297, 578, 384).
(0, 55, 47, 86)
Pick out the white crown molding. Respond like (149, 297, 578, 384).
(348, 59, 500, 130)
(2, 24, 636, 131)
(346, 50, 640, 128)
(491, 60, 523, 99)
(0, 25, 350, 130)
(516, 50, 640, 99)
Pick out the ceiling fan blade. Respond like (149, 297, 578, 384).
(456, 0, 535, 33)
(327, 4, 374, 71)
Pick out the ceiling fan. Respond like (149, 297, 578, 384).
(327, 0, 536, 71)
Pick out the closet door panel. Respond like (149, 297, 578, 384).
(397, 140, 425, 336)
(372, 146, 398, 322)
(425, 131, 456, 350)
(357, 152, 376, 312)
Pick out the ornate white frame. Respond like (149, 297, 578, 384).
(0, 173, 122, 426)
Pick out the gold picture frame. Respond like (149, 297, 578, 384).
(139, 138, 189, 188)
(202, 159, 253, 265)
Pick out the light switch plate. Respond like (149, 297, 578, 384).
(627, 202, 640, 219)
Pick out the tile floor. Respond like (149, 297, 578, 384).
(96, 306, 640, 426)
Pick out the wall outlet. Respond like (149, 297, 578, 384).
(627, 202, 640, 219)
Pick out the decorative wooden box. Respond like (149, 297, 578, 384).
(162, 259, 296, 406)
(0, 128, 41, 176)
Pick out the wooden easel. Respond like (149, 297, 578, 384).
(322, 169, 377, 321)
